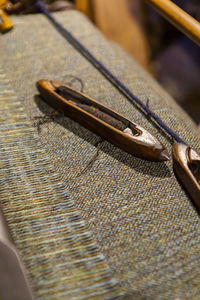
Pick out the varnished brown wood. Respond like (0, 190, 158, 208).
(75, 0, 93, 20)
(37, 79, 169, 162)
(93, 0, 150, 69)
(0, 9, 13, 33)
(145, 0, 200, 46)
(173, 143, 200, 212)
(0, 0, 13, 33)
(76, 0, 200, 47)
(75, 0, 150, 69)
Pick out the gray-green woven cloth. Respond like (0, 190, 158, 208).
(1, 11, 200, 300)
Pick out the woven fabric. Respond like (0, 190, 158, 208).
(0, 71, 120, 299)
(1, 11, 200, 299)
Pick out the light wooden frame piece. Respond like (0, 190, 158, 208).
(75, 0, 200, 46)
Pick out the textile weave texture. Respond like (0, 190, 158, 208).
(1, 11, 200, 299)
(0, 70, 120, 299)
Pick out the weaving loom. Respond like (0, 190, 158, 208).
(1, 4, 200, 300)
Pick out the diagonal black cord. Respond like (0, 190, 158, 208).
(35, 0, 185, 144)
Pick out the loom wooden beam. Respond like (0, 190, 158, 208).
(75, 0, 93, 20)
(75, 0, 200, 46)
(145, 0, 200, 46)
(0, 0, 13, 33)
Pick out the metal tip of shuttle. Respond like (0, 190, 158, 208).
(159, 149, 170, 161)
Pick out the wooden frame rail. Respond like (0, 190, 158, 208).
(75, 0, 93, 20)
(145, 0, 200, 46)
(75, 0, 200, 46)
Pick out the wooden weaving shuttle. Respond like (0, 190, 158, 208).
(173, 143, 200, 211)
(37, 80, 169, 162)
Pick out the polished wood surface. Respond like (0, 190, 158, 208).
(75, 0, 93, 20)
(75, 0, 150, 69)
(76, 0, 200, 47)
(173, 143, 200, 212)
(0, 0, 13, 33)
(145, 0, 200, 46)
(0, 9, 13, 33)
(37, 80, 169, 162)
(93, 0, 150, 69)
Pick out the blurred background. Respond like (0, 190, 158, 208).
(4, 0, 200, 124)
